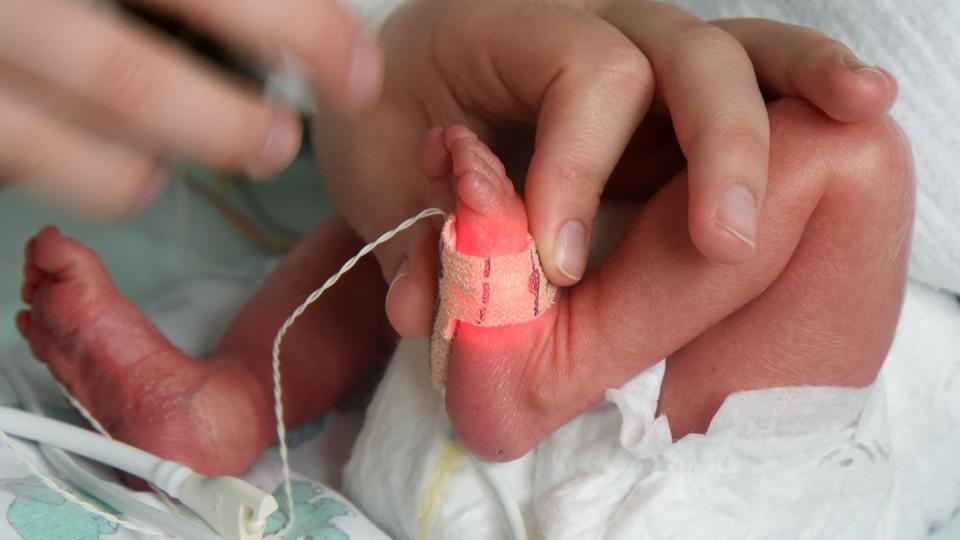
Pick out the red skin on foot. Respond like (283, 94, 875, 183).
(17, 226, 270, 476)
(18, 221, 392, 478)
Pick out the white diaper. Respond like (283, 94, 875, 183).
(344, 282, 960, 539)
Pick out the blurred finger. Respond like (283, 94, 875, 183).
(129, 0, 382, 112)
(0, 88, 165, 218)
(0, 0, 301, 178)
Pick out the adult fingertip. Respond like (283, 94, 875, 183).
(126, 165, 170, 216)
(824, 55, 897, 122)
(246, 107, 302, 179)
(343, 31, 383, 110)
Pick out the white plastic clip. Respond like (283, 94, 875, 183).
(178, 475, 279, 540)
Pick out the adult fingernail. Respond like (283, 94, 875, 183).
(716, 184, 758, 249)
(247, 107, 302, 179)
(128, 164, 169, 215)
(554, 220, 588, 281)
(842, 55, 889, 85)
(345, 32, 382, 107)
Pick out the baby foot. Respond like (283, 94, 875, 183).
(425, 127, 570, 460)
(18, 227, 270, 476)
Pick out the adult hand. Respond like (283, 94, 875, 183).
(0, 0, 382, 217)
(315, 0, 895, 336)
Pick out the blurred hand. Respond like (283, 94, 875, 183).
(0, 0, 383, 217)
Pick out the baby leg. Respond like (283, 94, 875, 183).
(18, 218, 391, 476)
(435, 98, 913, 460)
(214, 219, 395, 428)
(657, 98, 914, 435)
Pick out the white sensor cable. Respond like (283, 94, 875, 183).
(1, 360, 220, 539)
(0, 403, 277, 540)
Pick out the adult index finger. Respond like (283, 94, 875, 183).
(606, 0, 769, 263)
(481, 6, 654, 285)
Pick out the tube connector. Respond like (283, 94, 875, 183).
(178, 475, 278, 540)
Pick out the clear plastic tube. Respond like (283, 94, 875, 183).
(2, 360, 219, 539)
(0, 360, 277, 540)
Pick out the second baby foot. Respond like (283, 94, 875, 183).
(18, 227, 271, 477)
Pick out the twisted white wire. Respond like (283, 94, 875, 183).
(56, 381, 111, 439)
(269, 207, 447, 535)
(55, 381, 186, 519)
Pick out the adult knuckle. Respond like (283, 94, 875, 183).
(94, 39, 157, 113)
(299, 22, 338, 61)
(808, 35, 849, 60)
(693, 116, 768, 161)
(675, 21, 748, 64)
(590, 42, 653, 96)
(298, 3, 355, 73)
(550, 156, 605, 203)
(94, 160, 157, 218)
(723, 122, 768, 157)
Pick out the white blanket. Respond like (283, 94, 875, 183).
(346, 281, 960, 539)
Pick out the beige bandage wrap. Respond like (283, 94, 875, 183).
(429, 217, 559, 388)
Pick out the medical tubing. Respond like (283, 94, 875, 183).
(0, 406, 194, 497)
(1, 361, 217, 539)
